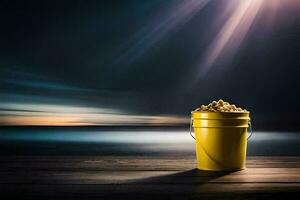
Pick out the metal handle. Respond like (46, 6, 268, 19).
(247, 118, 253, 140)
(189, 117, 196, 140)
(189, 117, 253, 141)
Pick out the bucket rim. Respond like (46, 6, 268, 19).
(191, 111, 250, 114)
(191, 111, 250, 120)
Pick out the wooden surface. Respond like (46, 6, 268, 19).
(1, 156, 300, 199)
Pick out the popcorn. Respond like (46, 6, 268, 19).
(195, 99, 247, 112)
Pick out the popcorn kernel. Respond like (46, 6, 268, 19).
(196, 100, 247, 113)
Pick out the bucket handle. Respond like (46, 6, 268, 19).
(189, 117, 253, 141)
(247, 119, 253, 140)
(189, 117, 196, 140)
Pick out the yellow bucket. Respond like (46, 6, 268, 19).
(190, 111, 252, 171)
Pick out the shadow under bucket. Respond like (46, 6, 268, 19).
(190, 111, 251, 171)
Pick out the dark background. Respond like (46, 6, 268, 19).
(0, 0, 299, 130)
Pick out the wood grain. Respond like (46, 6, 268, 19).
(1, 156, 300, 199)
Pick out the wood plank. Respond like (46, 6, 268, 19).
(1, 183, 300, 200)
(1, 183, 299, 193)
(2, 156, 300, 162)
(1, 156, 300, 172)
(2, 167, 300, 174)
(1, 156, 300, 199)
(1, 169, 300, 184)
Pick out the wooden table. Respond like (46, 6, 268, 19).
(1, 156, 300, 199)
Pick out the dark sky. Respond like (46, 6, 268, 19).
(0, 0, 299, 127)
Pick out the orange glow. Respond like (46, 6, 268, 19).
(0, 102, 189, 126)
(0, 115, 189, 126)
(0, 116, 93, 126)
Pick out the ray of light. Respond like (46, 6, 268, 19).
(197, 0, 263, 78)
(113, 0, 210, 72)
(2, 79, 94, 92)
